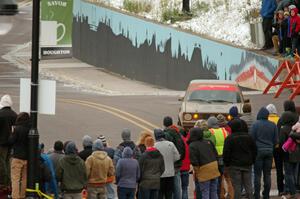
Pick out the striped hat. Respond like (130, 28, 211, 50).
(97, 135, 107, 146)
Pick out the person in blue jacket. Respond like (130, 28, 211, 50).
(261, 0, 277, 50)
(40, 143, 59, 198)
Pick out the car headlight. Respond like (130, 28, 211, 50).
(193, 113, 199, 120)
(227, 115, 233, 121)
(184, 113, 192, 121)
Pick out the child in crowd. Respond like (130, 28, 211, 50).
(272, 10, 287, 55)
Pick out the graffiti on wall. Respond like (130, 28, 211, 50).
(73, 0, 279, 90)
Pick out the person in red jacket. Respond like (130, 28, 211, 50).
(289, 7, 300, 56)
(179, 128, 190, 199)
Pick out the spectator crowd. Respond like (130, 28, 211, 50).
(1, 93, 300, 199)
(261, 0, 300, 58)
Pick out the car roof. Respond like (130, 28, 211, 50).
(189, 79, 238, 85)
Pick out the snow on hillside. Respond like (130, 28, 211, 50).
(94, 0, 262, 48)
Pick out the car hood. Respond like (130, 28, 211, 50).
(182, 101, 242, 113)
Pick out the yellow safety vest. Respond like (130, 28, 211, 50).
(209, 128, 228, 156)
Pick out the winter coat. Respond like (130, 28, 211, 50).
(164, 125, 186, 169)
(260, 0, 277, 18)
(180, 136, 190, 172)
(223, 119, 257, 168)
(38, 157, 52, 195)
(139, 147, 165, 189)
(8, 119, 31, 160)
(103, 147, 115, 160)
(0, 107, 17, 146)
(188, 128, 220, 182)
(56, 154, 87, 193)
(114, 141, 141, 165)
(289, 8, 300, 38)
(240, 113, 254, 133)
(48, 151, 64, 172)
(116, 147, 140, 189)
(251, 108, 278, 152)
(85, 151, 114, 185)
(154, 139, 180, 178)
(78, 146, 93, 161)
(41, 153, 58, 198)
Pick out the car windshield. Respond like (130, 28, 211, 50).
(186, 90, 241, 103)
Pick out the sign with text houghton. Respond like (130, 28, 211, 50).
(40, 0, 73, 59)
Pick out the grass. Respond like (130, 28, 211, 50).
(123, 0, 152, 14)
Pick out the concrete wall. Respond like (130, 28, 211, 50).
(72, 0, 279, 90)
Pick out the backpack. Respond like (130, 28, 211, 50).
(164, 128, 186, 161)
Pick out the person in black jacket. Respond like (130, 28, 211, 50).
(138, 136, 165, 199)
(78, 135, 93, 161)
(188, 127, 220, 199)
(278, 100, 299, 198)
(0, 94, 17, 188)
(8, 112, 31, 199)
(163, 116, 185, 199)
(224, 119, 257, 199)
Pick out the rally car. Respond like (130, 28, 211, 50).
(178, 80, 248, 129)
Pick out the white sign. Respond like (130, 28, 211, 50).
(20, 78, 56, 115)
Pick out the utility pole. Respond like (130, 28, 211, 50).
(27, 0, 40, 197)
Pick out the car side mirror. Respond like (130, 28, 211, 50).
(244, 99, 250, 103)
(178, 97, 184, 101)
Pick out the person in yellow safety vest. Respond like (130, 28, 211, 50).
(207, 116, 233, 199)
(207, 117, 229, 156)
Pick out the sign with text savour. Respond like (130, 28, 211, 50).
(40, 0, 73, 59)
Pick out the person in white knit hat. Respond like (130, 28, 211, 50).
(0, 94, 17, 190)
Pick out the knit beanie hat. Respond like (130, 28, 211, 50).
(0, 94, 13, 108)
(207, 116, 219, 129)
(82, 135, 93, 148)
(229, 106, 239, 117)
(145, 136, 154, 147)
(122, 147, 133, 158)
(217, 114, 227, 127)
(97, 134, 107, 146)
(266, 104, 278, 114)
(242, 103, 252, 113)
(154, 129, 165, 140)
(122, 128, 131, 141)
(194, 119, 209, 131)
(65, 142, 78, 155)
(163, 116, 173, 127)
(92, 139, 104, 151)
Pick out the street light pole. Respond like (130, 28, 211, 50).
(27, 0, 40, 197)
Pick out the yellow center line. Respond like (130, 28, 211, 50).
(60, 98, 159, 129)
(60, 99, 154, 132)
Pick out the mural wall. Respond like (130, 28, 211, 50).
(73, 0, 279, 90)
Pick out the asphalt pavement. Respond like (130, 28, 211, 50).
(1, 2, 300, 198)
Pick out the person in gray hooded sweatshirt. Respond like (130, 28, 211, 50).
(154, 129, 180, 199)
(116, 147, 140, 199)
(114, 129, 141, 164)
